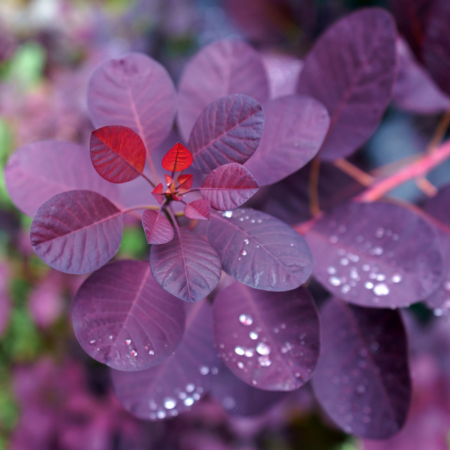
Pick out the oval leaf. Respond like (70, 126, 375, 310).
(208, 209, 313, 291)
(142, 210, 174, 245)
(111, 301, 220, 420)
(184, 199, 210, 221)
(244, 95, 330, 186)
(214, 281, 320, 391)
(312, 298, 411, 439)
(5, 141, 119, 216)
(189, 94, 264, 174)
(305, 201, 443, 308)
(177, 39, 269, 142)
(72, 260, 185, 371)
(31, 190, 124, 274)
(297, 8, 397, 160)
(90, 125, 146, 183)
(150, 228, 221, 302)
(162, 142, 193, 172)
(88, 53, 177, 151)
(201, 163, 259, 211)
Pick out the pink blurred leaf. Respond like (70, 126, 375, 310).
(141, 210, 174, 245)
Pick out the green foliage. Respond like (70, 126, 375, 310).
(118, 226, 149, 259)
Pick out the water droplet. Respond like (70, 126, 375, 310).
(375, 228, 385, 238)
(148, 400, 157, 410)
(373, 283, 389, 296)
(281, 342, 293, 353)
(434, 308, 443, 317)
(184, 397, 194, 407)
(130, 349, 138, 357)
(329, 276, 342, 286)
(392, 234, 399, 241)
(341, 285, 350, 294)
(256, 342, 271, 355)
(89, 339, 96, 345)
(364, 281, 374, 289)
(258, 355, 272, 367)
(340, 258, 349, 266)
(239, 218, 244, 221)
(199, 366, 209, 375)
(280, 323, 286, 329)
(257, 219, 262, 223)
(392, 274, 402, 283)
(239, 314, 253, 326)
(327, 266, 337, 275)
(329, 235, 338, 244)
(362, 264, 370, 272)
(164, 398, 176, 409)
(356, 385, 366, 394)
(240, 250, 247, 256)
(193, 393, 201, 401)
(211, 367, 219, 375)
(371, 247, 383, 256)
(223, 211, 233, 218)
(349, 254, 359, 263)
(273, 327, 279, 333)
(244, 348, 255, 357)
(235, 346, 245, 356)
(223, 397, 236, 410)
(157, 410, 166, 419)
(249, 331, 258, 340)
(251, 219, 255, 223)
(376, 274, 386, 281)
(243, 238, 249, 245)
(237, 361, 245, 369)
(149, 350, 155, 355)
(179, 392, 187, 400)
(186, 383, 195, 392)
(109, 335, 113, 340)
(125, 339, 131, 345)
(350, 268, 359, 280)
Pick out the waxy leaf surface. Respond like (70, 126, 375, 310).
(313, 299, 411, 439)
(90, 125, 146, 183)
(189, 94, 264, 174)
(297, 8, 397, 160)
(142, 210, 174, 245)
(244, 95, 329, 186)
(162, 142, 193, 172)
(88, 53, 177, 151)
(5, 141, 119, 216)
(208, 209, 313, 291)
(214, 281, 320, 391)
(184, 199, 210, 221)
(111, 301, 220, 420)
(31, 190, 123, 274)
(305, 201, 443, 308)
(151, 183, 164, 205)
(150, 228, 221, 302)
(72, 260, 185, 371)
(177, 39, 269, 142)
(201, 163, 259, 211)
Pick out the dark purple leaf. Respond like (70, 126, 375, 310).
(177, 39, 269, 142)
(297, 8, 397, 160)
(88, 53, 177, 151)
(150, 227, 221, 302)
(31, 190, 123, 275)
(208, 209, 313, 291)
(111, 301, 220, 420)
(312, 298, 411, 439)
(393, 38, 449, 114)
(200, 163, 259, 211)
(184, 199, 211, 221)
(213, 281, 320, 391)
(188, 94, 264, 174)
(4, 141, 120, 216)
(141, 210, 174, 245)
(0, 263, 10, 336)
(423, 0, 450, 97)
(72, 260, 185, 371)
(305, 201, 443, 308)
(211, 364, 287, 416)
(244, 95, 329, 186)
(90, 125, 147, 183)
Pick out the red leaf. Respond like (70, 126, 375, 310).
(152, 183, 164, 205)
(184, 199, 211, 221)
(164, 174, 174, 189)
(90, 125, 146, 183)
(162, 142, 193, 172)
(142, 210, 174, 244)
(178, 174, 193, 192)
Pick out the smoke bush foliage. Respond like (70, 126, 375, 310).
(5, 3, 450, 440)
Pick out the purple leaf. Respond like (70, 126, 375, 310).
(184, 199, 211, 221)
(297, 8, 397, 161)
(177, 39, 269, 142)
(423, 0, 450, 97)
(150, 227, 221, 302)
(305, 201, 443, 308)
(188, 94, 264, 174)
(312, 298, 411, 439)
(200, 163, 259, 211)
(213, 281, 320, 391)
(4, 141, 120, 216)
(244, 95, 329, 186)
(141, 210, 174, 245)
(30, 190, 123, 275)
(72, 260, 185, 371)
(88, 52, 177, 151)
(208, 209, 313, 291)
(90, 125, 147, 183)
(0, 263, 10, 336)
(393, 38, 449, 114)
(111, 301, 220, 420)
(211, 364, 287, 416)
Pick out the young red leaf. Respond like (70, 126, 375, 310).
(177, 39, 269, 142)
(88, 53, 177, 151)
(150, 228, 221, 303)
(178, 174, 193, 192)
(164, 174, 173, 188)
(151, 183, 164, 205)
(142, 210, 174, 245)
(30, 190, 124, 274)
(72, 260, 185, 371)
(184, 199, 211, 221)
(90, 125, 146, 183)
(188, 94, 264, 174)
(201, 163, 259, 211)
(162, 142, 193, 172)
